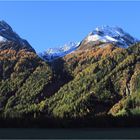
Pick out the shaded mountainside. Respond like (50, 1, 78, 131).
(0, 47, 52, 117)
(0, 44, 73, 118)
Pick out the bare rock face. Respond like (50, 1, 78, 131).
(0, 20, 35, 52)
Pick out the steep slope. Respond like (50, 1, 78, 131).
(0, 20, 35, 52)
(0, 21, 54, 117)
(47, 43, 140, 118)
(109, 44, 140, 117)
(0, 21, 74, 118)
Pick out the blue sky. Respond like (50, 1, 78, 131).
(0, 1, 140, 52)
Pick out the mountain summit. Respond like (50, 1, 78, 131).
(40, 42, 80, 61)
(42, 26, 139, 61)
(83, 25, 138, 48)
(0, 20, 35, 52)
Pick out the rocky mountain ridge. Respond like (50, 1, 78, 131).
(0, 20, 35, 52)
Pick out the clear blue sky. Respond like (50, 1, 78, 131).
(0, 1, 140, 52)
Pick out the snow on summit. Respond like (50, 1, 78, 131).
(39, 42, 80, 61)
(86, 25, 139, 48)
(41, 25, 139, 61)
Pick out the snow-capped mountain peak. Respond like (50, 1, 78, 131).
(85, 25, 138, 48)
(41, 26, 139, 61)
(39, 42, 80, 61)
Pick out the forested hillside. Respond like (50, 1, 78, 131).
(0, 21, 140, 127)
